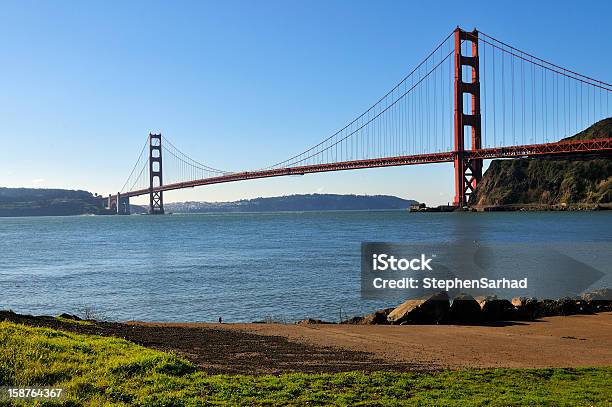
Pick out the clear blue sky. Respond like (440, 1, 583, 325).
(1, 0, 610, 205)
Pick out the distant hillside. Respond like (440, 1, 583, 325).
(470, 118, 612, 208)
(165, 194, 417, 213)
(0, 188, 110, 217)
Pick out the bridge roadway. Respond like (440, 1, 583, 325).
(116, 137, 612, 200)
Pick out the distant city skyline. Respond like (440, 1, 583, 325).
(1, 0, 610, 205)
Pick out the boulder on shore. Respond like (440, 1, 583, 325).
(477, 296, 515, 321)
(557, 298, 592, 316)
(295, 318, 333, 325)
(511, 297, 538, 320)
(581, 288, 612, 301)
(341, 316, 364, 324)
(581, 289, 612, 312)
(387, 292, 450, 325)
(361, 307, 394, 325)
(341, 287, 612, 326)
(537, 299, 562, 317)
(341, 307, 394, 325)
(448, 293, 481, 323)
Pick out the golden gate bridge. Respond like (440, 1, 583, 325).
(108, 27, 612, 214)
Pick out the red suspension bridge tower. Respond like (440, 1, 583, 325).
(148, 133, 164, 215)
(453, 28, 482, 207)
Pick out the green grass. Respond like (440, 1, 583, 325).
(0, 322, 610, 406)
(54, 317, 94, 326)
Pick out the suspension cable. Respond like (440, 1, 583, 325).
(262, 29, 457, 170)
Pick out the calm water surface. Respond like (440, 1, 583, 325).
(1, 211, 611, 322)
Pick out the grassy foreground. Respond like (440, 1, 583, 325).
(0, 322, 610, 406)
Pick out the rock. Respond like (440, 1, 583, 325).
(534, 296, 604, 317)
(448, 293, 482, 323)
(477, 296, 515, 321)
(581, 288, 612, 301)
(361, 308, 393, 325)
(295, 318, 333, 325)
(341, 316, 364, 325)
(537, 299, 562, 317)
(0, 310, 17, 321)
(581, 288, 612, 312)
(573, 299, 594, 314)
(387, 292, 450, 325)
(341, 307, 393, 325)
(556, 298, 577, 315)
(556, 298, 593, 316)
(591, 303, 612, 313)
(511, 297, 539, 320)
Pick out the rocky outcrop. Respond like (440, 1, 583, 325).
(316, 288, 611, 326)
(470, 117, 612, 208)
(387, 292, 450, 325)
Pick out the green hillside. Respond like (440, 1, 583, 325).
(470, 118, 612, 208)
(0, 188, 111, 216)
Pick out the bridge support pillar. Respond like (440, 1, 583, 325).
(107, 193, 130, 215)
(453, 28, 482, 208)
(117, 193, 130, 215)
(148, 133, 164, 215)
(107, 194, 117, 213)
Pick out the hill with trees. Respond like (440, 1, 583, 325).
(470, 118, 612, 209)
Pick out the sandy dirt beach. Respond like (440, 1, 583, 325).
(133, 313, 612, 370)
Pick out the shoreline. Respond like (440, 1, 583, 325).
(2, 204, 612, 217)
(473, 203, 612, 212)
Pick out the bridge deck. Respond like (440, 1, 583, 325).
(118, 137, 612, 199)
